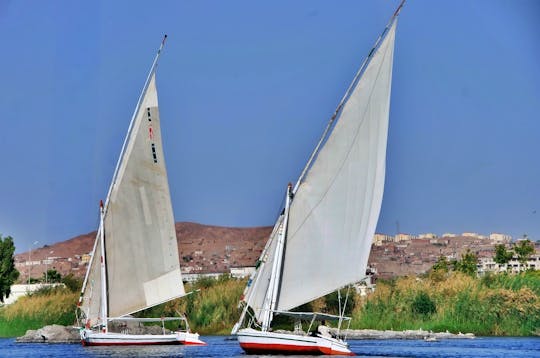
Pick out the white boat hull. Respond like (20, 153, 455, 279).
(80, 329, 206, 346)
(237, 328, 353, 356)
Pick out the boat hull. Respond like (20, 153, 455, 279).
(80, 329, 206, 346)
(237, 328, 353, 356)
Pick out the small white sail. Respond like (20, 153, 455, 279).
(81, 73, 184, 325)
(276, 21, 397, 312)
(80, 229, 103, 326)
(241, 215, 284, 323)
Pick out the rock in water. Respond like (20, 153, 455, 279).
(16, 325, 80, 343)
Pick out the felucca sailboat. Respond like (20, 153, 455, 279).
(77, 36, 205, 346)
(232, 2, 404, 355)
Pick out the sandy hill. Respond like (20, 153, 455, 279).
(15, 222, 271, 279)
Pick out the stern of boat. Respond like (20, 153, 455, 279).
(177, 331, 206, 345)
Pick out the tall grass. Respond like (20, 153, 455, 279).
(0, 288, 78, 337)
(351, 271, 540, 336)
(1, 271, 538, 337)
(136, 275, 246, 335)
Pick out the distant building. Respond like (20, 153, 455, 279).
(81, 253, 91, 264)
(489, 233, 512, 244)
(418, 233, 438, 239)
(373, 233, 393, 246)
(394, 233, 417, 242)
(230, 266, 255, 279)
(462, 232, 480, 238)
(441, 233, 457, 238)
(478, 254, 540, 274)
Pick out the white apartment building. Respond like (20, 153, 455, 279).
(478, 255, 540, 274)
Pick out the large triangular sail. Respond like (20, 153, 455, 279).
(104, 73, 184, 317)
(277, 20, 397, 312)
(238, 12, 399, 325)
(80, 41, 184, 326)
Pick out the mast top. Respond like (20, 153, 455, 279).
(393, 0, 406, 18)
(158, 34, 167, 55)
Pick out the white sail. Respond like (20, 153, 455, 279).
(80, 229, 103, 326)
(81, 72, 184, 325)
(105, 73, 184, 317)
(275, 21, 397, 312)
(241, 215, 284, 323)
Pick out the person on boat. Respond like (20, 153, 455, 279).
(317, 320, 332, 338)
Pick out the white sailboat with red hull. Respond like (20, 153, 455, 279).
(77, 35, 205, 347)
(233, 1, 404, 355)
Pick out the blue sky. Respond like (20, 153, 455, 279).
(1, 1, 539, 253)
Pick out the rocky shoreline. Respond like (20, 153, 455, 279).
(334, 328, 475, 340)
(16, 325, 80, 344)
(16, 324, 475, 344)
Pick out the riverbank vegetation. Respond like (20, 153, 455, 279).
(1, 270, 538, 337)
(0, 287, 78, 337)
(137, 275, 245, 335)
(352, 271, 539, 335)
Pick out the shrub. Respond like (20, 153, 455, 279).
(411, 291, 436, 316)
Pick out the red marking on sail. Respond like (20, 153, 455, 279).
(149, 126, 154, 140)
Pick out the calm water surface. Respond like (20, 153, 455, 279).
(1, 336, 539, 357)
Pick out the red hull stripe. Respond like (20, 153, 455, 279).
(183, 341, 207, 345)
(240, 342, 354, 356)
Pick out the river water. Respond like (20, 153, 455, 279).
(1, 336, 539, 357)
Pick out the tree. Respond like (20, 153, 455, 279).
(454, 249, 478, 277)
(429, 255, 450, 281)
(514, 239, 535, 268)
(43, 269, 62, 283)
(61, 273, 82, 292)
(0, 235, 20, 302)
(432, 255, 450, 272)
(493, 244, 513, 266)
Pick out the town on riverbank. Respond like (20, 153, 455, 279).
(11, 223, 540, 285)
(1, 227, 539, 340)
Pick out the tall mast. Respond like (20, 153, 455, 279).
(261, 183, 292, 331)
(98, 200, 108, 333)
(103, 35, 168, 214)
(293, 0, 405, 194)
